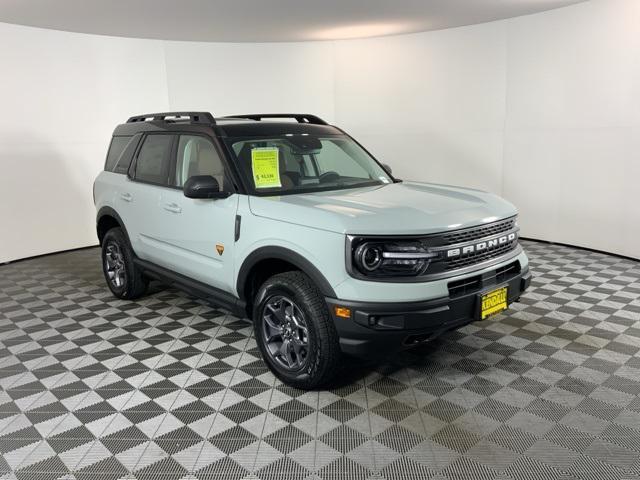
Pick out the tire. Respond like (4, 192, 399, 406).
(253, 271, 341, 389)
(101, 227, 148, 300)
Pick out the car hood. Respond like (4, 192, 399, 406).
(248, 181, 517, 235)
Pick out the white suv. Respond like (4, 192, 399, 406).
(94, 111, 531, 389)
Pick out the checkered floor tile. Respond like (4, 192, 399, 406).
(0, 240, 639, 480)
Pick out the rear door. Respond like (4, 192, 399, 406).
(100, 134, 141, 235)
(124, 133, 176, 264)
(157, 134, 239, 293)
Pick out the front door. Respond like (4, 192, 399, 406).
(156, 134, 239, 294)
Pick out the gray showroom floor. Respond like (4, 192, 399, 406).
(0, 240, 639, 480)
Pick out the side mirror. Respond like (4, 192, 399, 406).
(183, 175, 230, 199)
(382, 163, 393, 175)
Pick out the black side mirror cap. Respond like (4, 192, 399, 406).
(382, 163, 393, 175)
(183, 175, 231, 199)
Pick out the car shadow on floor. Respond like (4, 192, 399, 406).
(326, 338, 454, 387)
(141, 278, 460, 390)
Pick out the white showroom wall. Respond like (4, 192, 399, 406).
(0, 26, 335, 263)
(502, 0, 640, 260)
(163, 41, 335, 122)
(332, 22, 508, 195)
(0, 23, 170, 263)
(330, 0, 640, 259)
(1, 0, 638, 263)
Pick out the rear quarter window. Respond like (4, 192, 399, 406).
(105, 136, 132, 173)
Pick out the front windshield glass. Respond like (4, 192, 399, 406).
(226, 134, 392, 195)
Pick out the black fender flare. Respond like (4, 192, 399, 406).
(96, 206, 131, 247)
(236, 246, 337, 300)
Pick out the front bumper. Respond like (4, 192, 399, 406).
(326, 262, 531, 358)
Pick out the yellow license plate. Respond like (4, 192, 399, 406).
(480, 287, 508, 320)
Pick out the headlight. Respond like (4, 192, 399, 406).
(355, 244, 383, 271)
(351, 239, 438, 277)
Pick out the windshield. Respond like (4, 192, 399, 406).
(226, 134, 393, 195)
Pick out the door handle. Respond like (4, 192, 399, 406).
(164, 202, 182, 213)
(120, 193, 133, 202)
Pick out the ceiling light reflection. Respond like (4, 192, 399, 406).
(312, 22, 415, 41)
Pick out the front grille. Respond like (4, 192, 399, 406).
(445, 240, 518, 270)
(438, 216, 519, 271)
(442, 217, 516, 245)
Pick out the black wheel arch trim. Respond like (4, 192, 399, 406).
(96, 206, 131, 247)
(237, 246, 337, 300)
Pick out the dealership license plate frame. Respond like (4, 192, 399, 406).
(479, 285, 509, 320)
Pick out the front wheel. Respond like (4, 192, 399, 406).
(253, 271, 341, 389)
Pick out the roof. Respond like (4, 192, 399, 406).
(112, 112, 343, 137)
(214, 120, 342, 137)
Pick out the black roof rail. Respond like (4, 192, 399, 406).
(126, 112, 216, 124)
(223, 113, 328, 125)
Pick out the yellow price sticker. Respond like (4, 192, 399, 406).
(251, 148, 282, 189)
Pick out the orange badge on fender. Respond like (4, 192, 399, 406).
(216, 244, 224, 256)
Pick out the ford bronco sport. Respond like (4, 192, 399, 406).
(94, 111, 531, 389)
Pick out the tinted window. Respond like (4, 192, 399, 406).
(105, 136, 131, 172)
(113, 135, 141, 174)
(173, 135, 230, 191)
(135, 135, 174, 185)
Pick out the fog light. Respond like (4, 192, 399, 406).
(334, 306, 351, 319)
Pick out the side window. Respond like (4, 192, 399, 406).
(134, 134, 174, 185)
(105, 136, 131, 172)
(113, 134, 142, 174)
(174, 135, 229, 191)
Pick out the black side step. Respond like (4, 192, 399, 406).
(134, 257, 246, 318)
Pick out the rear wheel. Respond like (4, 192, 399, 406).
(253, 271, 341, 389)
(101, 227, 148, 300)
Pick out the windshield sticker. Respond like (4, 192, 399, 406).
(379, 176, 390, 183)
(251, 148, 282, 189)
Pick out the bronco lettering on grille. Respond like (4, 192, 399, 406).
(446, 232, 517, 258)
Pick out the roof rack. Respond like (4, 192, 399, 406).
(223, 113, 328, 125)
(126, 112, 216, 124)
